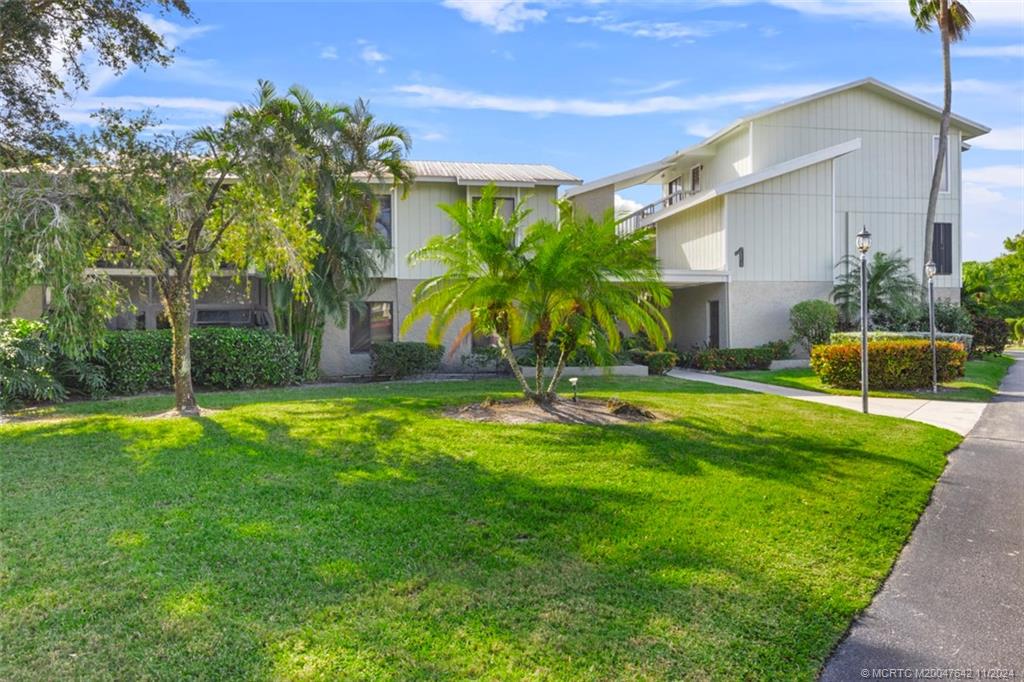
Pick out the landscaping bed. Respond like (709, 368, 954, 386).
(1, 377, 959, 679)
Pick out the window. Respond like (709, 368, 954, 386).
(667, 176, 683, 205)
(690, 164, 703, 193)
(349, 301, 393, 353)
(707, 300, 720, 349)
(932, 223, 953, 275)
(375, 195, 393, 245)
(932, 135, 950, 193)
(473, 195, 515, 221)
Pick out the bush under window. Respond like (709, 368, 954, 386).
(370, 341, 443, 379)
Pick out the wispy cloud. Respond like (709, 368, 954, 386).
(612, 78, 686, 96)
(972, 126, 1024, 152)
(684, 121, 719, 138)
(963, 164, 1024, 260)
(320, 45, 338, 60)
(964, 165, 1024, 189)
(752, 0, 1024, 25)
(615, 193, 644, 217)
(956, 44, 1024, 58)
(358, 41, 389, 64)
(393, 81, 833, 117)
(568, 12, 743, 40)
(442, 0, 546, 33)
(897, 78, 1024, 99)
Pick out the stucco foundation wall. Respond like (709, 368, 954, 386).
(666, 283, 729, 352)
(728, 281, 833, 351)
(318, 278, 473, 378)
(934, 286, 961, 304)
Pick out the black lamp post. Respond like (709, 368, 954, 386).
(856, 227, 872, 414)
(925, 260, 938, 393)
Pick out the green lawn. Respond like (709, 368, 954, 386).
(1, 377, 960, 680)
(725, 354, 1015, 402)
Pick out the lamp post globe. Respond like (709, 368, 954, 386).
(925, 260, 937, 280)
(856, 227, 872, 254)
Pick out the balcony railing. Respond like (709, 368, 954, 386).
(616, 188, 698, 235)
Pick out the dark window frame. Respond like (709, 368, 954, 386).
(349, 301, 394, 353)
(932, 222, 953, 276)
(374, 194, 393, 246)
(690, 164, 703, 193)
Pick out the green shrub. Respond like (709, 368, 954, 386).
(830, 331, 974, 357)
(370, 341, 443, 379)
(790, 300, 838, 353)
(970, 315, 1009, 356)
(758, 339, 792, 360)
(811, 339, 966, 390)
(635, 350, 678, 375)
(682, 347, 775, 372)
(0, 319, 65, 409)
(933, 301, 974, 334)
(102, 328, 297, 394)
(1009, 317, 1024, 345)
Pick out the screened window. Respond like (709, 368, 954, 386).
(932, 136, 950, 193)
(349, 301, 393, 353)
(375, 195, 393, 245)
(932, 223, 953, 275)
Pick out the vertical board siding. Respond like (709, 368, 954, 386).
(750, 88, 964, 287)
(727, 162, 833, 282)
(662, 127, 752, 195)
(656, 196, 725, 271)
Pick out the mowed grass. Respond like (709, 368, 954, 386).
(725, 355, 1014, 403)
(0, 377, 961, 680)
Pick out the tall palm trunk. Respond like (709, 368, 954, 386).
(924, 0, 952, 291)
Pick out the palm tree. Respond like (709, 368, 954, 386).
(832, 251, 923, 330)
(262, 84, 414, 376)
(909, 0, 974, 288)
(404, 186, 671, 403)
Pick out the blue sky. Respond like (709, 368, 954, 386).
(63, 0, 1023, 261)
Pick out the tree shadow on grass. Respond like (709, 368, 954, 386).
(0, 381, 950, 680)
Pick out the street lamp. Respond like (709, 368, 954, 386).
(925, 260, 938, 393)
(568, 377, 579, 402)
(856, 226, 872, 414)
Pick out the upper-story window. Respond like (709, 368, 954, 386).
(690, 164, 703, 193)
(667, 176, 683, 205)
(932, 135, 950, 193)
(473, 195, 515, 221)
(932, 223, 953, 275)
(374, 195, 393, 246)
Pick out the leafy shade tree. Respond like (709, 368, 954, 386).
(260, 86, 414, 377)
(404, 186, 671, 403)
(962, 231, 1024, 319)
(0, 0, 192, 162)
(76, 105, 318, 414)
(832, 251, 923, 331)
(909, 0, 974, 287)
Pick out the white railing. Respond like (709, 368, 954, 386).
(616, 188, 697, 234)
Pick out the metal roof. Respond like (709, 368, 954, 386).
(407, 160, 580, 186)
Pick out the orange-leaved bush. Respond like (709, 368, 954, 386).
(811, 339, 966, 390)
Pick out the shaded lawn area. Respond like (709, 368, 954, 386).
(725, 355, 1014, 403)
(0, 377, 961, 680)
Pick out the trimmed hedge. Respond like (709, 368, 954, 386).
(370, 341, 443, 379)
(811, 339, 966, 390)
(632, 350, 678, 375)
(679, 347, 775, 372)
(830, 331, 974, 357)
(970, 315, 1009, 356)
(103, 328, 297, 395)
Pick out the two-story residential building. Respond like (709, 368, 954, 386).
(566, 78, 988, 352)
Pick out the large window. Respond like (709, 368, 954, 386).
(932, 135, 950, 193)
(932, 223, 953, 275)
(349, 301, 393, 353)
(375, 195, 393, 245)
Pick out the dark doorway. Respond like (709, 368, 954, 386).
(708, 300, 720, 348)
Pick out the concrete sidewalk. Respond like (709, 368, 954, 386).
(668, 369, 988, 435)
(820, 351, 1024, 679)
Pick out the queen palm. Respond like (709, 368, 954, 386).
(263, 83, 414, 377)
(909, 0, 974, 288)
(404, 186, 671, 403)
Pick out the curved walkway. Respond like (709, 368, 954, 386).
(820, 352, 1024, 678)
(667, 368, 988, 435)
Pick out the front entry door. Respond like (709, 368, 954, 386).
(708, 300, 720, 348)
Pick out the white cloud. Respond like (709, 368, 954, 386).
(60, 94, 240, 130)
(964, 165, 1024, 189)
(614, 79, 685, 96)
(615, 194, 644, 217)
(320, 45, 338, 60)
(359, 43, 389, 64)
(442, 0, 547, 33)
(419, 130, 446, 142)
(600, 19, 744, 40)
(956, 44, 1024, 58)
(755, 0, 1023, 25)
(394, 81, 832, 117)
(972, 126, 1024, 152)
(897, 78, 1023, 100)
(684, 121, 718, 137)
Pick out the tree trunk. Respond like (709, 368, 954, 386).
(545, 349, 568, 399)
(923, 0, 953, 292)
(494, 333, 534, 399)
(164, 283, 199, 416)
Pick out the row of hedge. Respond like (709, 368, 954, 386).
(1, 322, 299, 409)
(829, 331, 974, 357)
(811, 340, 967, 390)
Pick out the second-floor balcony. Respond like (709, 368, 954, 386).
(616, 188, 700, 235)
